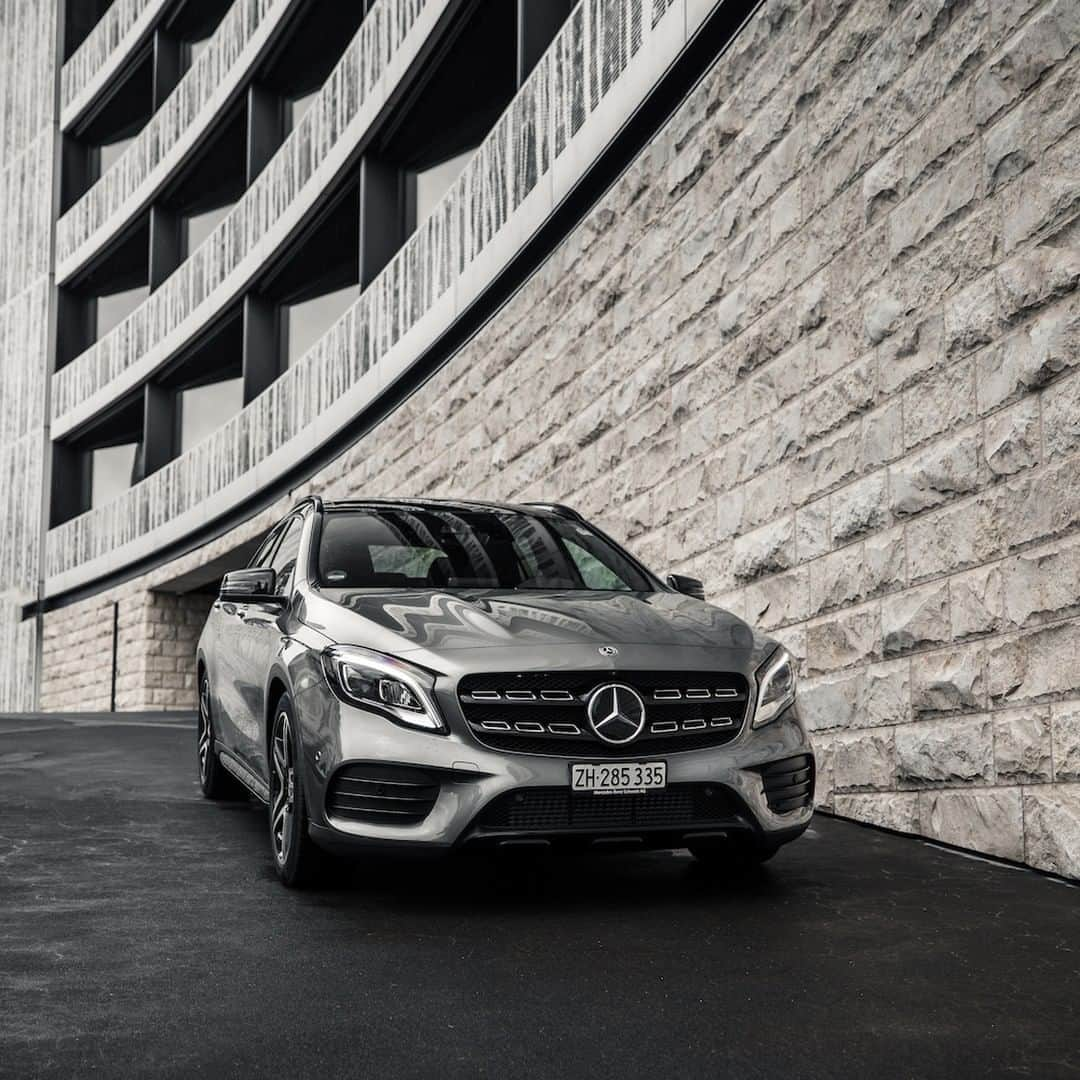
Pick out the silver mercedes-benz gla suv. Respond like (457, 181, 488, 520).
(196, 497, 814, 886)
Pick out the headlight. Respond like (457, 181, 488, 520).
(322, 645, 446, 733)
(752, 646, 796, 728)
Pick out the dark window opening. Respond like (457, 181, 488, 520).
(61, 45, 154, 212)
(258, 181, 360, 370)
(57, 216, 151, 368)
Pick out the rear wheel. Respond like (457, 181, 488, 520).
(269, 695, 327, 887)
(197, 674, 244, 800)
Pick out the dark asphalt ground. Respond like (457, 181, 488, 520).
(1, 714, 1078, 1079)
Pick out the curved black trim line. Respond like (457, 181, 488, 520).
(31, 0, 763, 619)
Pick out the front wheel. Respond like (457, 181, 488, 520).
(269, 695, 327, 887)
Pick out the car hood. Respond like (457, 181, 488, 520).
(306, 587, 763, 662)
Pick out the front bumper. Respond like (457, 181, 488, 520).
(302, 695, 814, 857)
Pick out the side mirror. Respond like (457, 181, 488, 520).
(220, 568, 285, 604)
(667, 573, 706, 601)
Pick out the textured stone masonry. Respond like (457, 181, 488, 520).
(38, 0, 1080, 877)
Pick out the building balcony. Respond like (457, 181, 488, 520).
(51, 0, 452, 440)
(61, 0, 172, 131)
(45, 0, 713, 595)
(56, 0, 301, 283)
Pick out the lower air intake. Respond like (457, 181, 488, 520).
(325, 763, 439, 825)
(757, 755, 815, 814)
(476, 784, 739, 831)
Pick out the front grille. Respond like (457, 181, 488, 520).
(757, 754, 814, 814)
(476, 783, 739, 831)
(458, 670, 748, 757)
(325, 763, 439, 825)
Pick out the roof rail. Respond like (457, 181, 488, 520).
(522, 502, 584, 522)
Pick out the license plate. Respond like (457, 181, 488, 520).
(570, 761, 667, 795)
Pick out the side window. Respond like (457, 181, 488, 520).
(268, 516, 304, 595)
(249, 525, 283, 569)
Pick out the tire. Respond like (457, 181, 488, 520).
(688, 839, 779, 869)
(198, 674, 245, 800)
(268, 694, 327, 888)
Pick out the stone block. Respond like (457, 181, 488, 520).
(1052, 701, 1080, 781)
(984, 396, 1040, 477)
(802, 355, 876, 443)
(996, 246, 1080, 324)
(950, 563, 1004, 639)
(1043, 369, 1080, 461)
(741, 568, 810, 630)
(907, 496, 1004, 581)
(809, 545, 863, 617)
(921, 789, 1025, 861)
(974, 0, 1080, 126)
(976, 298, 1080, 413)
(881, 581, 950, 656)
(890, 430, 980, 517)
(793, 422, 862, 502)
(988, 621, 1080, 704)
(904, 359, 975, 450)
(888, 151, 980, 260)
(800, 660, 910, 733)
(861, 399, 903, 469)
(864, 527, 905, 596)
(795, 497, 830, 560)
(911, 644, 986, 715)
(806, 605, 881, 675)
(833, 792, 919, 833)
(1000, 539, 1080, 628)
(944, 274, 998, 359)
(731, 516, 795, 582)
(831, 471, 888, 546)
(832, 729, 896, 793)
(879, 313, 942, 396)
(896, 716, 993, 786)
(994, 707, 1053, 784)
(1023, 785, 1080, 878)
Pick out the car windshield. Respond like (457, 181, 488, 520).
(317, 507, 653, 591)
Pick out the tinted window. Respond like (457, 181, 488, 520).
(317, 508, 651, 592)
(269, 516, 304, 594)
(249, 524, 284, 569)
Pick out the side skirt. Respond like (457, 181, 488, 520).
(217, 744, 270, 803)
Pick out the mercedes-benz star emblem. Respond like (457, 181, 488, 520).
(586, 683, 646, 745)
(598, 646, 618, 656)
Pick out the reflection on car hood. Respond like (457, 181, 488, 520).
(314, 588, 757, 654)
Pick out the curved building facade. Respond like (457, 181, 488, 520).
(1, 0, 1079, 876)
